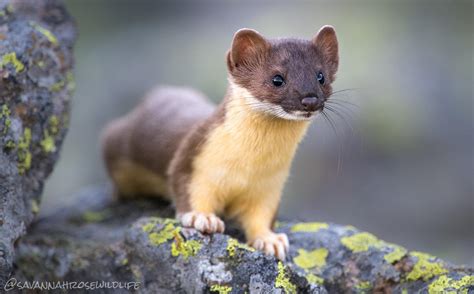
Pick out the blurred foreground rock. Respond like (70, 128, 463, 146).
(0, 0, 76, 285)
(13, 186, 473, 293)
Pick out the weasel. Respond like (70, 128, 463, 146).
(102, 26, 339, 260)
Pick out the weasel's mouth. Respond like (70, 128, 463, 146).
(282, 109, 318, 121)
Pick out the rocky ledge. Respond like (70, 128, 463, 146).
(13, 186, 474, 293)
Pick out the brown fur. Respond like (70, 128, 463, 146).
(101, 86, 214, 198)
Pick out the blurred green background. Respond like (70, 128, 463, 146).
(42, 0, 473, 265)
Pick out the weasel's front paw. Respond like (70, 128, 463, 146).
(178, 212, 225, 234)
(250, 232, 289, 260)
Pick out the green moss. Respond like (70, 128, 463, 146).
(121, 258, 128, 266)
(401, 288, 408, 294)
(210, 284, 232, 294)
(1, 52, 25, 72)
(226, 238, 254, 257)
(293, 248, 328, 270)
(1, 104, 11, 134)
(428, 275, 474, 294)
(275, 261, 297, 293)
(17, 128, 32, 174)
(406, 251, 448, 281)
(40, 130, 56, 153)
(30, 22, 58, 45)
(306, 273, 324, 285)
(171, 233, 202, 259)
(291, 222, 328, 233)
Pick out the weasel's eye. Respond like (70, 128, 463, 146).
(317, 72, 325, 85)
(272, 75, 285, 87)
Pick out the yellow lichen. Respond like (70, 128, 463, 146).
(226, 238, 254, 257)
(5, 140, 15, 149)
(291, 222, 328, 233)
(148, 222, 179, 246)
(50, 80, 65, 92)
(1, 104, 11, 134)
(210, 284, 232, 294)
(341, 232, 379, 252)
(341, 232, 407, 264)
(306, 273, 324, 285)
(66, 71, 76, 93)
(31, 199, 39, 214)
(406, 251, 448, 281)
(17, 128, 32, 174)
(1, 52, 25, 72)
(82, 210, 110, 223)
(274, 221, 282, 228)
(293, 248, 328, 270)
(142, 222, 156, 233)
(171, 232, 202, 259)
(49, 115, 59, 134)
(383, 244, 407, 264)
(275, 261, 297, 293)
(428, 275, 474, 294)
(30, 22, 58, 45)
(6, 4, 13, 14)
(355, 281, 372, 292)
(40, 130, 56, 153)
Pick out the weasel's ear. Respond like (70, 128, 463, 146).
(227, 28, 269, 71)
(313, 25, 339, 77)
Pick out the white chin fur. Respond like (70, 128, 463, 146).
(228, 80, 315, 121)
(256, 103, 315, 121)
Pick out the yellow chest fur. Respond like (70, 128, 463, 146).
(188, 93, 310, 214)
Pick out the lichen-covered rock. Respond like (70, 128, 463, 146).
(13, 186, 473, 293)
(0, 0, 76, 286)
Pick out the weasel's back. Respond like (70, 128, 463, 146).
(101, 86, 215, 198)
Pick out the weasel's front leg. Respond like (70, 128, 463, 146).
(239, 197, 289, 260)
(176, 186, 225, 234)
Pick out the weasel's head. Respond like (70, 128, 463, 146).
(227, 26, 339, 121)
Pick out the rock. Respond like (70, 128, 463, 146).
(13, 186, 474, 293)
(0, 0, 76, 285)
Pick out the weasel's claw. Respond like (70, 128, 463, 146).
(179, 212, 225, 234)
(250, 232, 289, 260)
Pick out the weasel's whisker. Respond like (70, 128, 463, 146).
(321, 110, 344, 174)
(329, 97, 359, 108)
(324, 105, 355, 138)
(331, 88, 359, 95)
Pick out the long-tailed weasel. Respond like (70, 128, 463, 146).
(102, 26, 339, 260)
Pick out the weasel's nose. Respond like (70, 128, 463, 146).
(301, 97, 324, 111)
